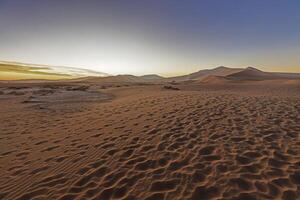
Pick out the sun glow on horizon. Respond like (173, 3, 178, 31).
(1, 1, 300, 76)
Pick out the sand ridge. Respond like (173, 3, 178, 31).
(0, 81, 300, 200)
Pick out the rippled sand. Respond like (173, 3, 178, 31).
(0, 80, 299, 200)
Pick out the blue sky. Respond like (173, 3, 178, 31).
(0, 0, 299, 75)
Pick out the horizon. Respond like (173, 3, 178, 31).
(1, 1, 300, 76)
(2, 59, 300, 77)
(1, 60, 300, 81)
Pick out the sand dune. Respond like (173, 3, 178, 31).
(199, 75, 230, 84)
(171, 66, 300, 83)
(227, 67, 277, 80)
(197, 67, 300, 84)
(80, 66, 300, 85)
(0, 79, 299, 200)
(168, 66, 243, 82)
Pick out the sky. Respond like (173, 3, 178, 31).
(0, 0, 300, 76)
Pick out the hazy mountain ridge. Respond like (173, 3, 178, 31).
(0, 61, 109, 80)
(1, 61, 300, 82)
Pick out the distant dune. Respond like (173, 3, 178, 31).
(79, 66, 300, 85)
(171, 66, 300, 83)
(226, 67, 277, 80)
(140, 74, 165, 80)
(199, 75, 230, 84)
(1, 61, 300, 85)
(168, 66, 243, 82)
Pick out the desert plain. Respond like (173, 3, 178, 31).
(0, 66, 300, 200)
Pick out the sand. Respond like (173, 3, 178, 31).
(0, 80, 300, 200)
